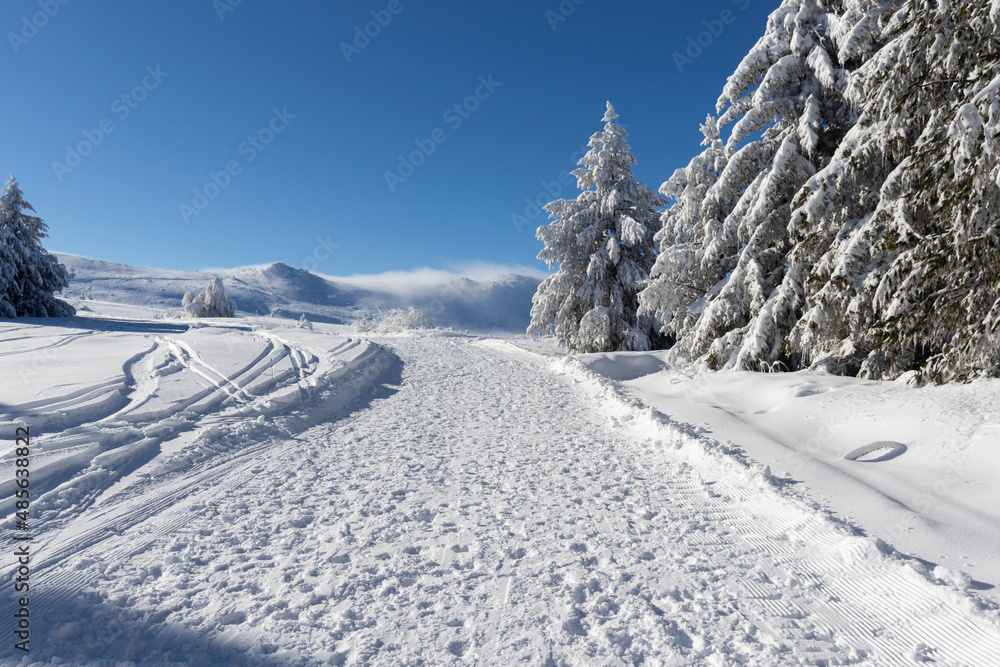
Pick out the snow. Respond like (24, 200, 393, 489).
(0, 313, 389, 534)
(56, 253, 540, 334)
(1, 292, 999, 663)
(1, 253, 999, 663)
(573, 350, 1000, 605)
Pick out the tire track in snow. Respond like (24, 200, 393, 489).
(1, 331, 393, 665)
(10, 334, 1000, 665)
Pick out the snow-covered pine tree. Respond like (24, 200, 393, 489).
(739, 0, 896, 374)
(0, 215, 18, 317)
(183, 277, 237, 317)
(642, 0, 864, 371)
(765, 0, 1000, 382)
(0, 235, 16, 317)
(0, 175, 74, 317)
(528, 102, 665, 352)
(652, 0, 999, 382)
(638, 115, 730, 346)
(203, 277, 237, 317)
(853, 0, 1000, 382)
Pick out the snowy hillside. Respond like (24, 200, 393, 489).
(56, 254, 541, 333)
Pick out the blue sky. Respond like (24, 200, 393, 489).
(4, 0, 775, 275)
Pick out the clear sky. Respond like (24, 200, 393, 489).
(4, 0, 775, 275)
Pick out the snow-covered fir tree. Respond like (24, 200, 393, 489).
(854, 0, 1000, 382)
(528, 102, 664, 352)
(183, 277, 237, 317)
(0, 219, 17, 318)
(770, 0, 1000, 382)
(638, 115, 730, 346)
(652, 0, 859, 370)
(727, 0, 894, 374)
(640, 0, 897, 373)
(0, 175, 74, 317)
(645, 0, 1000, 382)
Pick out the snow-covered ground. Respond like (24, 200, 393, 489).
(0, 302, 1000, 665)
(2, 291, 1000, 663)
(564, 350, 1000, 604)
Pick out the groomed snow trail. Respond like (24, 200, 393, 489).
(11, 334, 1000, 665)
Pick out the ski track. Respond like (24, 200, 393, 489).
(2, 334, 1000, 665)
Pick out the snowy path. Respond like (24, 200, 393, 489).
(5, 333, 1000, 665)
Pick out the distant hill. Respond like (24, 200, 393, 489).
(55, 254, 542, 333)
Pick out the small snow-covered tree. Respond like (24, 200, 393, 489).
(183, 277, 237, 317)
(297, 313, 313, 330)
(0, 175, 74, 317)
(528, 102, 665, 352)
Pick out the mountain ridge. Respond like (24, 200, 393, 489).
(55, 253, 541, 332)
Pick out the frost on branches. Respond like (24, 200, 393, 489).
(641, 0, 860, 372)
(854, 1, 1000, 382)
(0, 175, 75, 318)
(183, 278, 237, 318)
(353, 307, 433, 333)
(529, 102, 664, 353)
(775, 0, 1000, 382)
(642, 0, 1000, 382)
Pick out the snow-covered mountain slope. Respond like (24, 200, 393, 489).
(55, 254, 541, 333)
(2, 319, 1000, 665)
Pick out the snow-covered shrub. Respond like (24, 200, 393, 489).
(353, 307, 433, 333)
(183, 278, 237, 318)
(297, 314, 313, 330)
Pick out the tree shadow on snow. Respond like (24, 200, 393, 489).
(1, 584, 287, 666)
(10, 314, 195, 335)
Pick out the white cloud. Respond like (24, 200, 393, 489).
(318, 262, 548, 295)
